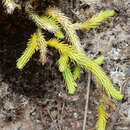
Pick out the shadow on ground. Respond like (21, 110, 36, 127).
(0, 6, 61, 99)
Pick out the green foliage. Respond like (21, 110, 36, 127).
(46, 8, 84, 52)
(73, 64, 80, 80)
(96, 103, 108, 130)
(17, 9, 123, 100)
(57, 55, 68, 72)
(62, 65, 77, 94)
(57, 55, 77, 93)
(47, 39, 123, 100)
(29, 13, 57, 33)
(94, 56, 104, 65)
(16, 33, 38, 69)
(73, 10, 115, 30)
(40, 16, 64, 39)
(2, 2, 123, 128)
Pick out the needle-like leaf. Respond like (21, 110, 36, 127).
(73, 10, 115, 30)
(36, 29, 47, 64)
(48, 39, 123, 100)
(96, 103, 108, 130)
(29, 13, 57, 33)
(40, 16, 64, 39)
(17, 33, 38, 69)
(46, 8, 83, 52)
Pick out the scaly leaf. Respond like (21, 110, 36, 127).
(29, 13, 57, 33)
(36, 29, 47, 64)
(57, 55, 68, 72)
(73, 10, 115, 30)
(47, 39, 123, 100)
(46, 8, 83, 52)
(17, 33, 38, 69)
(57, 54, 77, 94)
(73, 64, 80, 80)
(62, 65, 77, 94)
(40, 16, 64, 39)
(96, 103, 108, 130)
(94, 56, 104, 65)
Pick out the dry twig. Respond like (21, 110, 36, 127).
(82, 72, 91, 130)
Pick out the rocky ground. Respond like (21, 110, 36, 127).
(0, 0, 130, 130)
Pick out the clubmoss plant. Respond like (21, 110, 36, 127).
(96, 102, 108, 130)
(2, 1, 123, 129)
